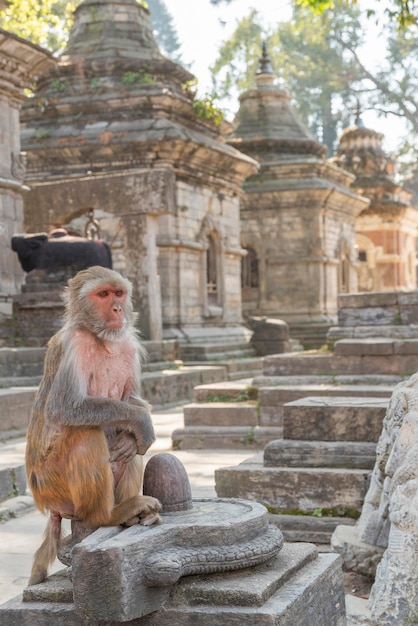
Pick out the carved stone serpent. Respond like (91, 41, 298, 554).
(144, 524, 284, 585)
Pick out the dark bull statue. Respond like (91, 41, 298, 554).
(11, 229, 112, 273)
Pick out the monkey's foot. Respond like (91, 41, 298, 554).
(58, 521, 97, 566)
(124, 496, 162, 527)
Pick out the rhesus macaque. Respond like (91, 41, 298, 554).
(26, 266, 161, 585)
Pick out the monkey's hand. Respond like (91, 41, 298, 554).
(109, 431, 137, 463)
(127, 401, 156, 456)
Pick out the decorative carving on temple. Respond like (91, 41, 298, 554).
(10, 152, 26, 182)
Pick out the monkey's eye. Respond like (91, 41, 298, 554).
(115, 289, 124, 297)
(97, 290, 109, 298)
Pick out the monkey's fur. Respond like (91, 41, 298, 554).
(26, 266, 161, 586)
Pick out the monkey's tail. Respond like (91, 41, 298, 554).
(28, 512, 62, 586)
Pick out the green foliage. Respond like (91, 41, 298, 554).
(121, 70, 155, 86)
(192, 94, 224, 125)
(210, 1, 418, 164)
(147, 0, 182, 61)
(0, 0, 77, 52)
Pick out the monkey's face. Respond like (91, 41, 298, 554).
(88, 284, 128, 332)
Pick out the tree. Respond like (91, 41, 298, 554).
(210, 2, 418, 167)
(209, 0, 418, 28)
(147, 0, 182, 61)
(0, 0, 76, 51)
(211, 3, 365, 155)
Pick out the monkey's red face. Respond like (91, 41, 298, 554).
(89, 285, 127, 330)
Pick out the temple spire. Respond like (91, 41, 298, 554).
(256, 41, 274, 75)
(353, 100, 364, 127)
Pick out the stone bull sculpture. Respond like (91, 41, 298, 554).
(11, 229, 112, 273)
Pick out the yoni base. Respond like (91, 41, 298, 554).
(1, 543, 346, 625)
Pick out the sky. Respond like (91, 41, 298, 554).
(162, 0, 406, 153)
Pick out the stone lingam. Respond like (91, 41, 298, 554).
(1, 453, 347, 625)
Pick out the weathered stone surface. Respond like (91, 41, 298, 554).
(334, 338, 394, 356)
(193, 381, 258, 403)
(332, 524, 384, 578)
(0, 387, 37, 432)
(183, 402, 258, 427)
(0, 547, 346, 626)
(143, 453, 192, 513)
(332, 372, 418, 625)
(172, 426, 282, 450)
(264, 439, 376, 469)
(258, 383, 393, 427)
(215, 457, 369, 513)
(282, 396, 388, 442)
(270, 513, 356, 544)
(71, 499, 282, 622)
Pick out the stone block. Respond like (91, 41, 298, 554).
(258, 384, 393, 427)
(337, 292, 399, 309)
(183, 402, 258, 427)
(172, 426, 282, 450)
(0, 387, 37, 432)
(393, 339, 418, 354)
(215, 458, 369, 513)
(264, 439, 376, 469)
(331, 524, 384, 578)
(270, 513, 356, 544)
(282, 396, 388, 442)
(333, 339, 394, 356)
(193, 381, 258, 403)
(338, 306, 399, 327)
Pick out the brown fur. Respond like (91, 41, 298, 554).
(26, 266, 161, 585)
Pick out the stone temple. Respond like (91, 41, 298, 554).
(19, 0, 257, 347)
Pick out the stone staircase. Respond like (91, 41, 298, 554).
(215, 395, 389, 541)
(174, 335, 416, 544)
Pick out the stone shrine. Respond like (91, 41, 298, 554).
(0, 454, 347, 625)
(226, 45, 368, 347)
(331, 111, 418, 292)
(0, 23, 54, 328)
(20, 0, 257, 343)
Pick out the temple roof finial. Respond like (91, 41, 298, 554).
(256, 41, 274, 75)
(354, 99, 364, 127)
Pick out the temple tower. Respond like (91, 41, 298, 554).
(332, 110, 418, 291)
(20, 0, 257, 342)
(227, 45, 368, 347)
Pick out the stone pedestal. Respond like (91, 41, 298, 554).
(0, 498, 346, 625)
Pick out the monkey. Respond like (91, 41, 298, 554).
(25, 266, 162, 586)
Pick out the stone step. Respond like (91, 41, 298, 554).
(140, 365, 227, 407)
(0, 387, 37, 435)
(328, 324, 418, 343)
(183, 402, 258, 427)
(253, 373, 405, 386)
(0, 347, 45, 378)
(172, 426, 282, 450)
(264, 440, 376, 469)
(215, 454, 370, 514)
(193, 380, 258, 403)
(269, 513, 356, 544)
(0, 437, 27, 503)
(258, 384, 394, 427)
(180, 342, 256, 361)
(282, 396, 388, 442)
(333, 337, 418, 356)
(263, 348, 418, 377)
